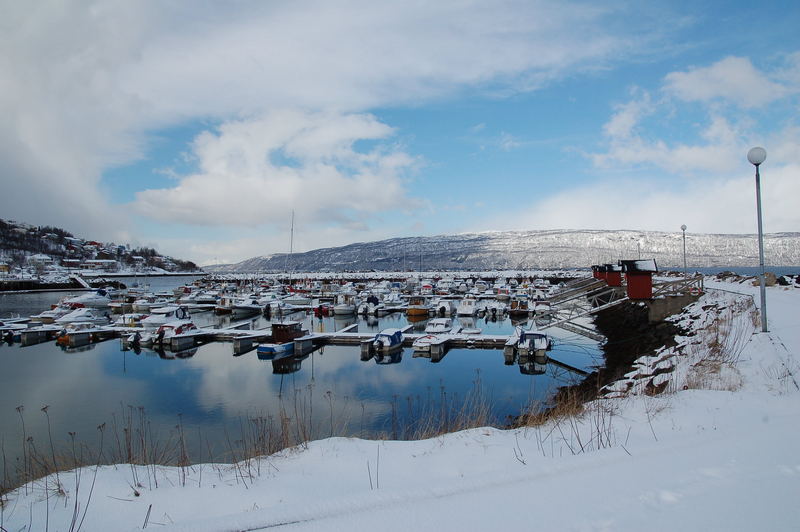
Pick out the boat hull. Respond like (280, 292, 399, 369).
(256, 342, 295, 359)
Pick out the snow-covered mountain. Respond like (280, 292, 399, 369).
(205, 229, 800, 272)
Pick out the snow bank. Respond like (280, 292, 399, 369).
(3, 279, 799, 531)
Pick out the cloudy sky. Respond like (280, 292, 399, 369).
(1, 0, 798, 265)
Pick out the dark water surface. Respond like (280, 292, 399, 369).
(0, 278, 601, 477)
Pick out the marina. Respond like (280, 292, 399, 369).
(0, 267, 708, 485)
(0, 272, 613, 469)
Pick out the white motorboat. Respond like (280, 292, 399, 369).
(132, 295, 173, 312)
(141, 305, 191, 332)
(281, 293, 312, 306)
(431, 298, 455, 316)
(382, 291, 404, 307)
(63, 289, 112, 308)
(413, 318, 461, 352)
(153, 320, 198, 346)
(55, 307, 111, 326)
(517, 330, 553, 361)
(357, 294, 385, 315)
(231, 296, 263, 317)
(30, 304, 73, 324)
(333, 294, 358, 315)
(424, 317, 460, 334)
(456, 295, 480, 316)
(114, 313, 150, 327)
(412, 334, 438, 352)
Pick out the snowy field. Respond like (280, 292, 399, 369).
(2, 277, 798, 531)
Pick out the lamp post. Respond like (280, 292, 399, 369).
(747, 146, 768, 332)
(680, 224, 687, 277)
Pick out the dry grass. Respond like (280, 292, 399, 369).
(680, 296, 755, 392)
(1, 372, 499, 500)
(513, 387, 619, 458)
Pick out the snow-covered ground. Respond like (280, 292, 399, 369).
(2, 277, 798, 531)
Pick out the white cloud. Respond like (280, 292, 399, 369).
(0, 0, 657, 247)
(511, 161, 800, 234)
(498, 132, 523, 151)
(133, 110, 419, 227)
(594, 111, 745, 174)
(601, 89, 653, 139)
(664, 56, 794, 108)
(593, 53, 800, 176)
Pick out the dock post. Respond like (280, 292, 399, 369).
(360, 339, 374, 361)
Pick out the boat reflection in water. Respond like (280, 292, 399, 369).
(271, 352, 309, 375)
(374, 350, 402, 365)
(155, 346, 198, 360)
(518, 359, 547, 375)
(412, 349, 447, 364)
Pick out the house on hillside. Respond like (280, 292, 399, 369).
(28, 254, 53, 265)
(84, 259, 119, 271)
(62, 258, 81, 270)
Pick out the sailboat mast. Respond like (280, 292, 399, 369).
(284, 210, 295, 285)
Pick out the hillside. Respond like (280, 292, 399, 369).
(206, 229, 800, 272)
(0, 218, 200, 273)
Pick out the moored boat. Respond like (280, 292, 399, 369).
(141, 305, 191, 332)
(373, 328, 404, 353)
(55, 307, 111, 326)
(333, 293, 358, 315)
(63, 289, 112, 308)
(257, 321, 307, 359)
(456, 294, 480, 316)
(406, 295, 431, 317)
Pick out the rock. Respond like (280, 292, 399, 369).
(751, 272, 777, 287)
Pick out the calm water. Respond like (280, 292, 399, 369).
(0, 281, 600, 473)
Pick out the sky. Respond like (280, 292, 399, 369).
(1, 0, 799, 265)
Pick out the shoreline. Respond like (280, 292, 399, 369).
(2, 276, 797, 530)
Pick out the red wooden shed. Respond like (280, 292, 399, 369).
(604, 263, 623, 287)
(621, 259, 658, 299)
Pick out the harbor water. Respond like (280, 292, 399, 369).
(0, 278, 600, 479)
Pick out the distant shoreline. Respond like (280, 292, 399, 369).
(0, 272, 204, 294)
(81, 271, 204, 277)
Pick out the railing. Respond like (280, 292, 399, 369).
(651, 274, 704, 298)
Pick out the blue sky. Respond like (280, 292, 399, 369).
(1, 1, 798, 265)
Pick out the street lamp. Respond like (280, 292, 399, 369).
(680, 224, 687, 277)
(747, 146, 768, 332)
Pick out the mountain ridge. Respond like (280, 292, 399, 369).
(205, 229, 800, 272)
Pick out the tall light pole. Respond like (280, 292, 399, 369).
(680, 224, 687, 277)
(747, 146, 768, 332)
